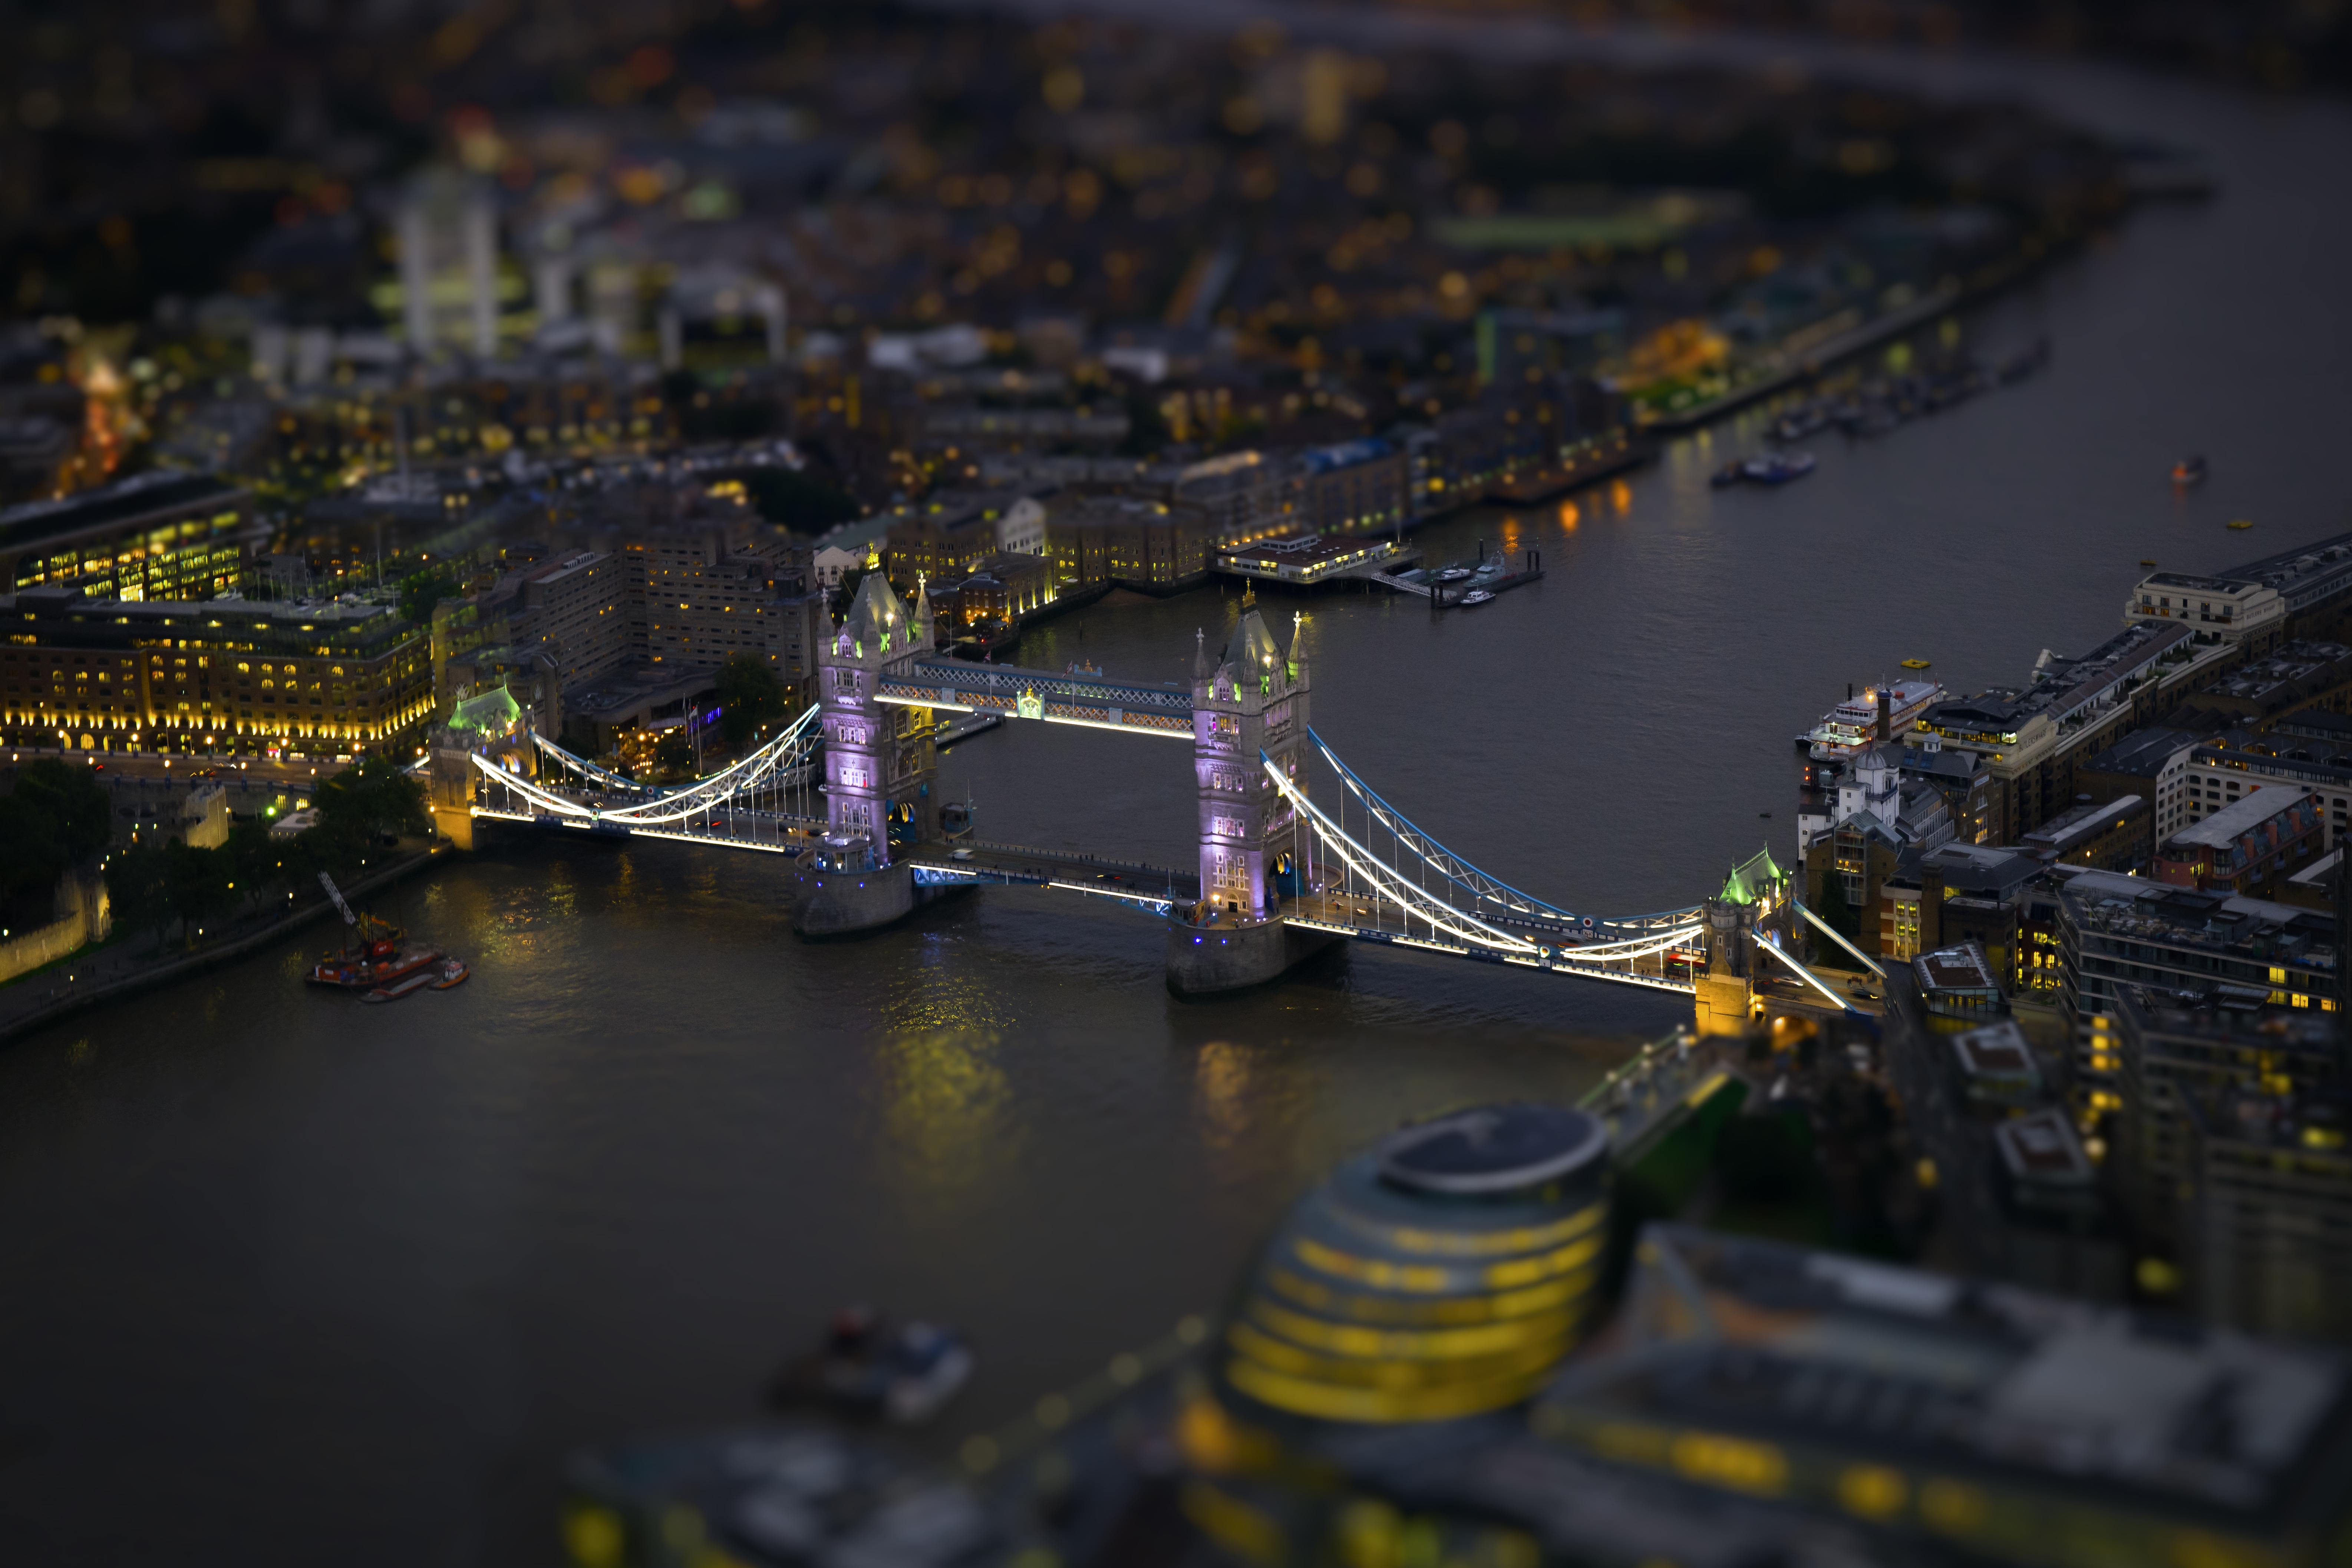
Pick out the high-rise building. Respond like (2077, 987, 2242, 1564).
(2057, 868, 2340, 1120)
(396, 169, 500, 359)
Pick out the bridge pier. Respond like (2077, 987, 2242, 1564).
(1165, 916, 1342, 998)
(792, 858, 918, 938)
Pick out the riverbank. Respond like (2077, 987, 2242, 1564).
(0, 842, 451, 1044)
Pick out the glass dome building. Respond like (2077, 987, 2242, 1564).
(1217, 1103, 1614, 1426)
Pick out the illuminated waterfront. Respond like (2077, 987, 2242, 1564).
(4, 46, 2352, 1568)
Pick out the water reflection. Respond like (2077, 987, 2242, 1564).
(871, 1028, 1017, 1210)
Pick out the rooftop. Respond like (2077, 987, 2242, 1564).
(2212, 530, 2352, 591)
(1916, 941, 1999, 993)
(2059, 868, 2336, 968)
(0, 471, 245, 548)
(2163, 785, 2313, 850)
(2023, 793, 2145, 854)
(1538, 1225, 2352, 1525)
(2081, 726, 2203, 780)
(1993, 1107, 2096, 1186)
(2274, 708, 2352, 743)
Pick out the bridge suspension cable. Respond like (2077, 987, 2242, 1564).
(1307, 730, 1702, 940)
(476, 704, 823, 827)
(1262, 755, 1540, 955)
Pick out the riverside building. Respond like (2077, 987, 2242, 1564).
(2125, 531, 2352, 651)
(0, 588, 433, 755)
(2184, 730, 2352, 850)
(1912, 621, 2231, 844)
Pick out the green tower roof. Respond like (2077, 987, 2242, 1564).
(1720, 864, 1756, 905)
(448, 684, 523, 735)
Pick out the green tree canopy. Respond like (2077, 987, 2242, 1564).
(13, 760, 112, 859)
(0, 760, 113, 904)
(739, 466, 859, 534)
(165, 839, 234, 947)
(314, 760, 429, 845)
(1815, 871, 1858, 940)
(714, 654, 788, 750)
(104, 844, 175, 951)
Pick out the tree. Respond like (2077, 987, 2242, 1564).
(165, 840, 234, 948)
(314, 759, 428, 845)
(1815, 871, 1858, 940)
(224, 817, 280, 910)
(715, 654, 787, 750)
(1, 759, 114, 909)
(739, 466, 859, 535)
(653, 731, 695, 779)
(105, 844, 175, 953)
(0, 791, 66, 906)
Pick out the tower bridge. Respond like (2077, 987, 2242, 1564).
(443, 573, 1841, 1007)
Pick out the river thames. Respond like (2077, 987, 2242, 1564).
(4, 32, 2351, 1568)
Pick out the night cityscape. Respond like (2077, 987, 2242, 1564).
(2, 1, 2351, 1563)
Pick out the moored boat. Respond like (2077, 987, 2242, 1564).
(769, 1306, 975, 1426)
(430, 958, 469, 990)
(1797, 677, 1946, 760)
(1741, 450, 1817, 485)
(1459, 589, 1496, 607)
(308, 944, 444, 991)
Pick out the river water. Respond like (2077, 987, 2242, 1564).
(5, 33, 2351, 1568)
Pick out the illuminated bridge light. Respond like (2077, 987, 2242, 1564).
(1216, 1103, 1612, 1427)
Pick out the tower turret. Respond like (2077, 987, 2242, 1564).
(1191, 608, 1315, 922)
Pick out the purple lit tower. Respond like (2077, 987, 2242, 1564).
(1191, 608, 1316, 921)
(815, 573, 937, 865)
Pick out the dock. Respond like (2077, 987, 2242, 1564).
(1374, 551, 1546, 610)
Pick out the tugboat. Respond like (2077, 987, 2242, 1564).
(769, 1306, 975, 1426)
(2171, 455, 2209, 486)
(311, 943, 444, 992)
(430, 958, 469, 990)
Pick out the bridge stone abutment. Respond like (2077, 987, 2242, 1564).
(1166, 608, 1339, 996)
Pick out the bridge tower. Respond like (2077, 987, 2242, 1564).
(1167, 607, 1339, 995)
(793, 574, 943, 937)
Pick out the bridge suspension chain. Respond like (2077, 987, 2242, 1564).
(1262, 756, 1539, 955)
(1307, 729, 1700, 939)
(479, 704, 823, 826)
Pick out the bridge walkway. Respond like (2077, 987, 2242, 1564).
(902, 842, 1199, 909)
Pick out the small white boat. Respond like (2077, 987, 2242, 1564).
(1459, 590, 1496, 607)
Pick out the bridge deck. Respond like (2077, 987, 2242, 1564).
(475, 801, 823, 854)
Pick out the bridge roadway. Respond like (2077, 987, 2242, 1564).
(1278, 887, 1699, 993)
